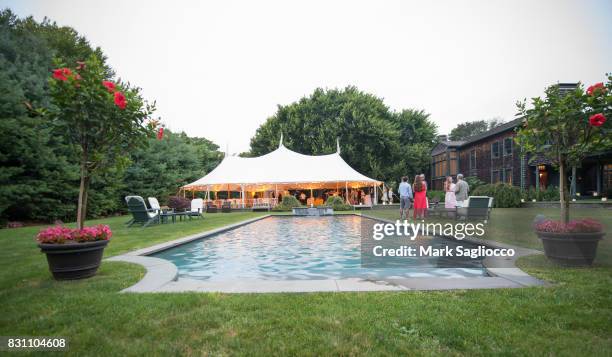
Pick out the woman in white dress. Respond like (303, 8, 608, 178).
(381, 185, 389, 205)
(387, 187, 394, 204)
(444, 176, 457, 208)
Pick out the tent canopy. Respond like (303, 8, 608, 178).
(182, 142, 382, 192)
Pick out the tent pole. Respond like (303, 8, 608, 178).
(275, 184, 278, 206)
(207, 186, 210, 202)
(241, 185, 245, 209)
(373, 183, 377, 206)
(345, 182, 349, 204)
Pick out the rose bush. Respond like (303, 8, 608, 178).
(36, 224, 112, 244)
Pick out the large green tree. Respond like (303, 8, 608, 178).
(122, 130, 222, 204)
(449, 117, 505, 141)
(0, 10, 223, 224)
(0, 10, 88, 223)
(247, 87, 437, 184)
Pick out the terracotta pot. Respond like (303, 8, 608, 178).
(536, 231, 604, 267)
(38, 240, 109, 280)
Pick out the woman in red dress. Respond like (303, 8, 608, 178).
(413, 175, 427, 219)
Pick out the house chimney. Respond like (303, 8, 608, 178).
(558, 83, 578, 97)
(437, 134, 448, 142)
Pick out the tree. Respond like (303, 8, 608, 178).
(449, 118, 505, 140)
(46, 56, 155, 228)
(247, 87, 437, 183)
(0, 9, 84, 223)
(516, 77, 611, 223)
(122, 130, 222, 204)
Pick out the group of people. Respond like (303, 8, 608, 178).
(397, 173, 469, 220)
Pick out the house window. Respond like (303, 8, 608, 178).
(505, 169, 512, 184)
(491, 141, 501, 159)
(469, 150, 476, 170)
(432, 153, 447, 178)
(503, 138, 513, 156)
(492, 170, 501, 183)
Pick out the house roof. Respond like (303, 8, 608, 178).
(461, 117, 524, 146)
(431, 141, 465, 156)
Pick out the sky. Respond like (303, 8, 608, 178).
(3, 0, 612, 153)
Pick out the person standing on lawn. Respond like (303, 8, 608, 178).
(413, 175, 427, 219)
(398, 176, 413, 220)
(444, 176, 457, 208)
(454, 174, 469, 207)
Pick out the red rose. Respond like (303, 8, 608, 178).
(114, 91, 127, 109)
(586, 82, 605, 96)
(589, 113, 606, 127)
(102, 81, 116, 93)
(157, 127, 164, 140)
(52, 68, 68, 81)
(76, 61, 86, 70)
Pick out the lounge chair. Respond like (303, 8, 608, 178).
(148, 197, 174, 223)
(126, 196, 159, 227)
(206, 201, 218, 213)
(456, 196, 493, 222)
(187, 198, 204, 219)
(221, 201, 232, 213)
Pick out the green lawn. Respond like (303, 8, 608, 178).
(1, 210, 611, 355)
(366, 207, 612, 265)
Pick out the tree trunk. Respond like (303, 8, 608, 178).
(76, 154, 90, 230)
(558, 157, 570, 224)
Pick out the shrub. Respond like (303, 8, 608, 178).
(36, 224, 112, 244)
(168, 196, 190, 211)
(472, 183, 522, 208)
(523, 186, 560, 202)
(534, 218, 603, 233)
(325, 196, 352, 211)
(464, 176, 485, 191)
(426, 190, 445, 202)
(272, 195, 303, 211)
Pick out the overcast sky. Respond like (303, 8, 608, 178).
(4, 0, 612, 153)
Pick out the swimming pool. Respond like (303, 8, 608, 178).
(152, 216, 487, 281)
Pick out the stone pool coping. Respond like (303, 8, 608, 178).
(107, 213, 548, 293)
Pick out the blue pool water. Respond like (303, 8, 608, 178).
(153, 216, 487, 281)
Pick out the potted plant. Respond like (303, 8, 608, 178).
(37, 225, 112, 280)
(516, 76, 611, 266)
(534, 218, 604, 266)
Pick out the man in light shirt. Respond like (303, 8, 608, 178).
(455, 173, 469, 207)
(398, 176, 413, 220)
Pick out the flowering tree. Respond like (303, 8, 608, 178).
(48, 56, 156, 229)
(516, 75, 611, 223)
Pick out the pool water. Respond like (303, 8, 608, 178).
(153, 216, 487, 281)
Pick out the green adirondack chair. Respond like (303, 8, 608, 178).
(456, 196, 493, 222)
(126, 196, 160, 227)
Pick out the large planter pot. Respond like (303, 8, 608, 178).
(536, 231, 605, 267)
(38, 240, 109, 280)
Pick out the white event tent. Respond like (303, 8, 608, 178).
(181, 137, 382, 206)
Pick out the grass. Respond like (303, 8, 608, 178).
(365, 206, 612, 265)
(1, 209, 611, 355)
